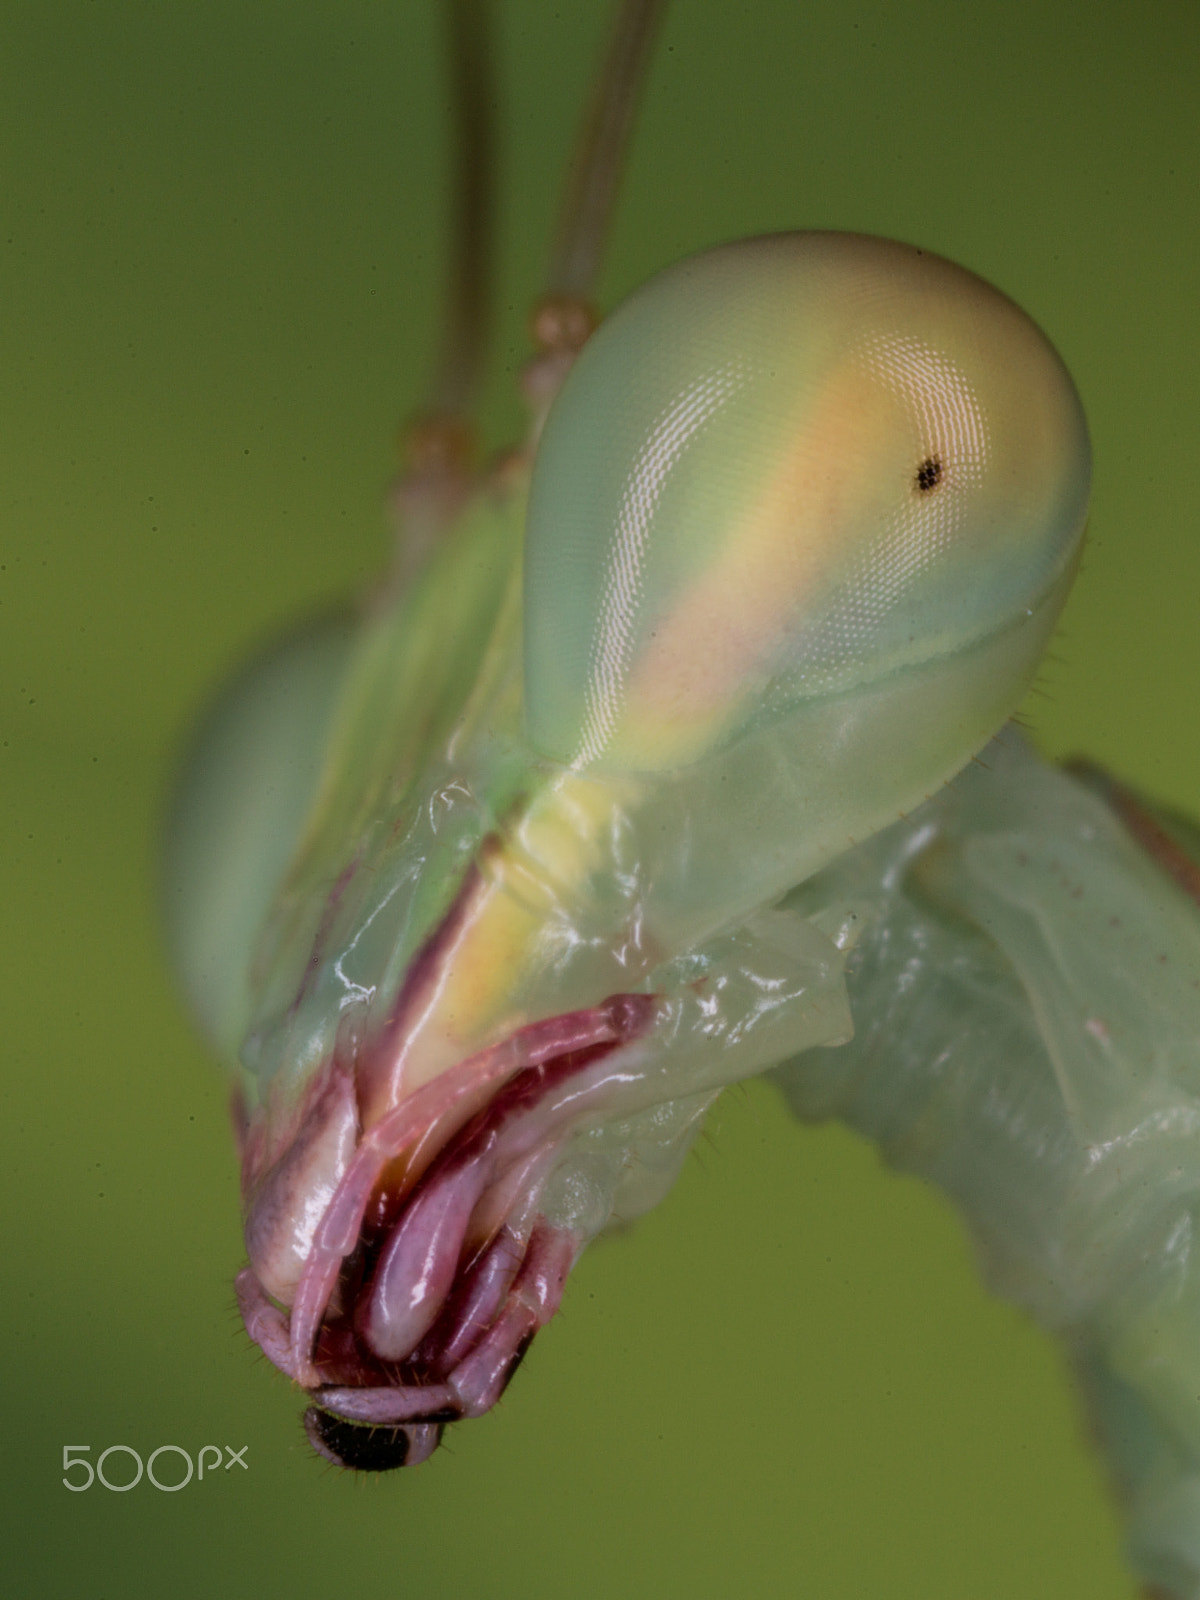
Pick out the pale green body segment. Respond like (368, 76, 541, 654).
(776, 732, 1200, 1597)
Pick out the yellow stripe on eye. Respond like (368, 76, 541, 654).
(614, 356, 947, 765)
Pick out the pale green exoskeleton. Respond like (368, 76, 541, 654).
(163, 3, 1199, 1593)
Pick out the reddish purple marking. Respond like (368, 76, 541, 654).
(1071, 760, 1200, 910)
(372, 839, 496, 1068)
(237, 991, 657, 1462)
(283, 992, 653, 1384)
(314, 1222, 577, 1425)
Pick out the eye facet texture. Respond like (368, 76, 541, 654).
(524, 232, 1090, 774)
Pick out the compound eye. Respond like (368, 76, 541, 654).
(523, 231, 1090, 775)
(163, 614, 354, 1057)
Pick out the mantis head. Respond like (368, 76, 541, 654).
(167, 230, 1088, 1467)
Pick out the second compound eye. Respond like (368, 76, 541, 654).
(523, 230, 1090, 775)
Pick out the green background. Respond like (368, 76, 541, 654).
(4, 2, 1198, 1595)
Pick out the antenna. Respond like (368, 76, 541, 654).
(527, 0, 667, 420)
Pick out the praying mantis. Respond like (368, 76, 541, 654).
(160, 3, 1200, 1600)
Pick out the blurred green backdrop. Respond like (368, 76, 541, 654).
(4, 2, 1198, 1596)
